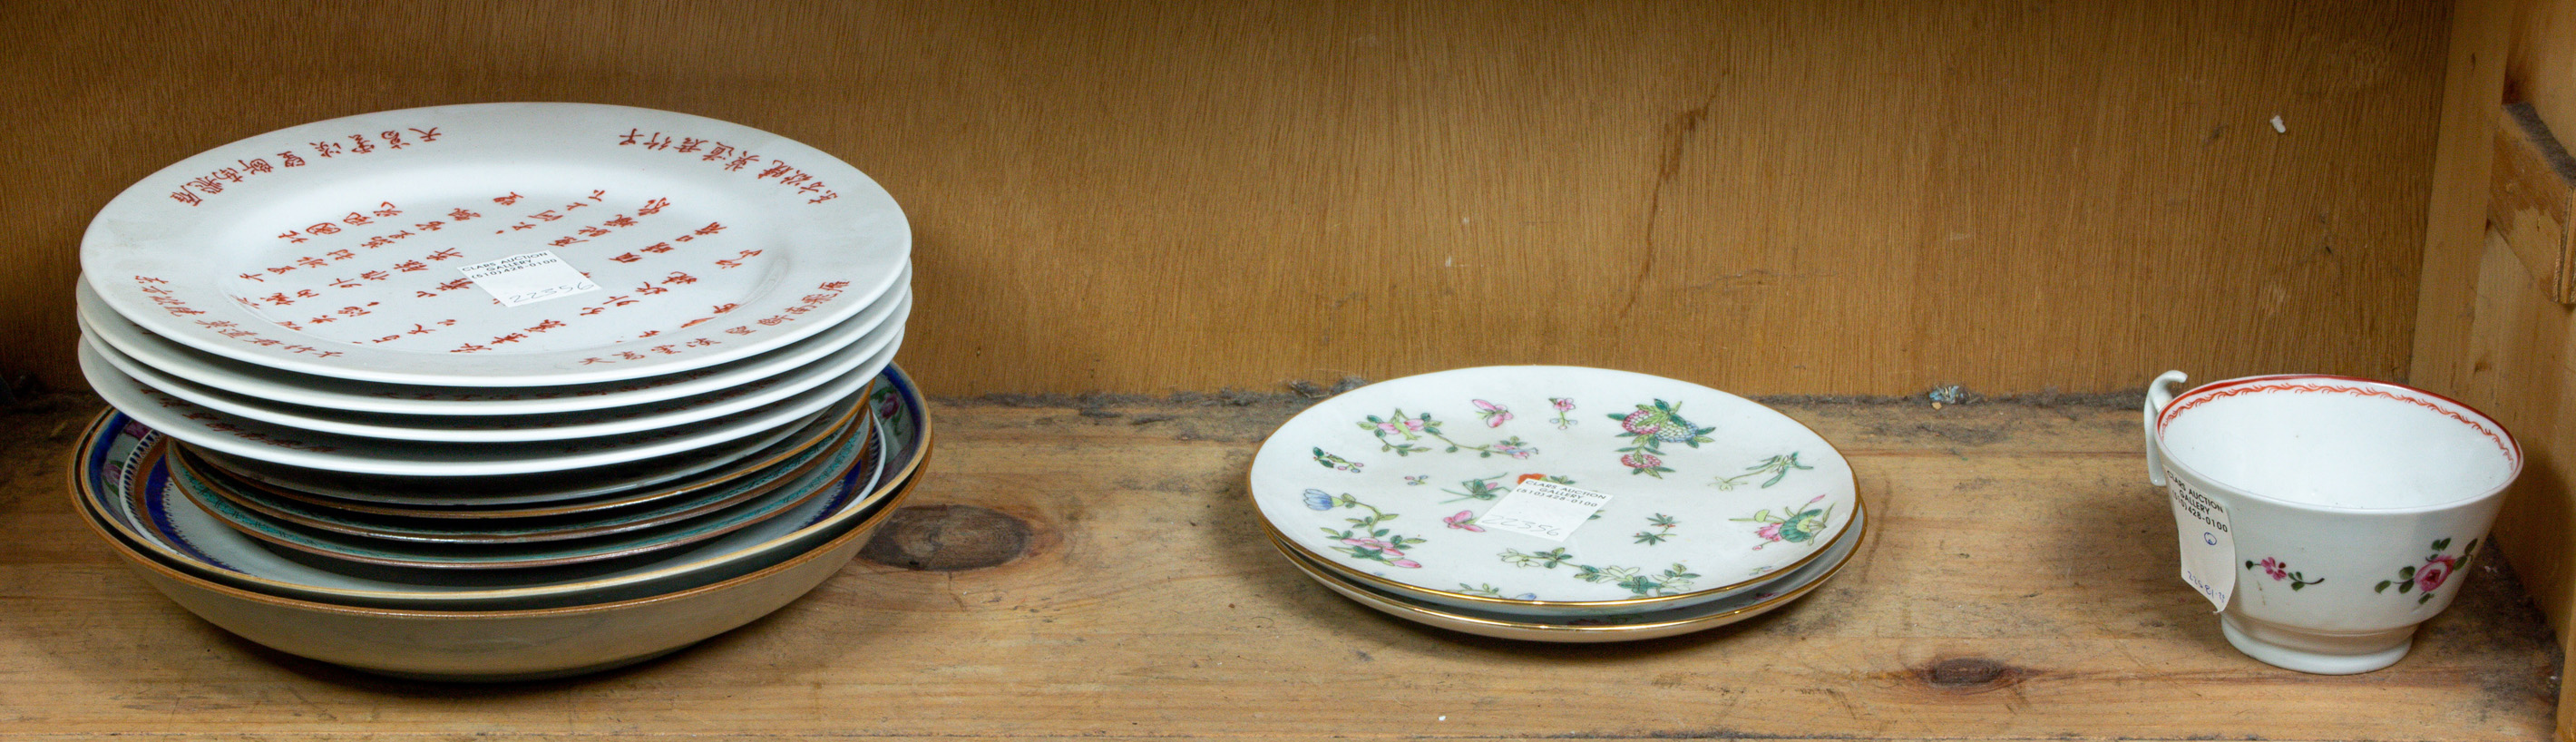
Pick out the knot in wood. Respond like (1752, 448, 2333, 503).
(1921, 657, 2015, 688)
(858, 504, 1035, 571)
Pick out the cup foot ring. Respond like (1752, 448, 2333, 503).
(2219, 613, 2415, 675)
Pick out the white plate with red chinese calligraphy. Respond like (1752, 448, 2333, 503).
(1248, 366, 1858, 618)
(81, 297, 905, 442)
(80, 103, 909, 386)
(74, 267, 911, 415)
(77, 338, 880, 476)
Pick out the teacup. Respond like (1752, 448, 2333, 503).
(2143, 371, 2521, 674)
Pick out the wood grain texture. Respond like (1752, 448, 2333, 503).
(2407, 1, 2576, 737)
(2415, 0, 2517, 399)
(2491, 103, 2576, 302)
(0, 1, 2450, 396)
(2511, 0, 2576, 134)
(0, 393, 2554, 739)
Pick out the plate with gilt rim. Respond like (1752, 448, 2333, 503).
(1250, 366, 1858, 616)
(64, 364, 931, 610)
(1271, 495, 1866, 642)
(166, 415, 868, 567)
(173, 413, 866, 542)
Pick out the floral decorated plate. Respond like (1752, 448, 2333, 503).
(83, 314, 902, 442)
(65, 365, 931, 610)
(1249, 366, 1857, 617)
(74, 272, 910, 416)
(81, 103, 908, 386)
(1271, 495, 1865, 642)
(78, 337, 875, 476)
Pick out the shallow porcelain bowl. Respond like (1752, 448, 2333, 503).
(1251, 366, 1858, 617)
(76, 455, 926, 681)
(1273, 495, 1866, 642)
(71, 365, 932, 611)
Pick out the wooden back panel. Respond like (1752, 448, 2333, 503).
(1, 2, 2448, 396)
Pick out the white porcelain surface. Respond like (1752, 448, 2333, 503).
(82, 103, 910, 386)
(177, 416, 851, 530)
(1252, 366, 1856, 616)
(191, 397, 840, 507)
(71, 365, 932, 610)
(83, 310, 903, 441)
(2145, 371, 2522, 674)
(168, 421, 865, 568)
(74, 271, 912, 415)
(1275, 501, 1866, 642)
(89, 457, 923, 681)
(79, 337, 879, 476)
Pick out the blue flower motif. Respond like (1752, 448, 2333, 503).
(1303, 489, 1337, 511)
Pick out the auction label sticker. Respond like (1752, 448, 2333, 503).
(2168, 478, 2236, 611)
(456, 250, 600, 308)
(1479, 479, 1614, 542)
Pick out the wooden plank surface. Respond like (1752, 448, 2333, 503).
(2412, 1, 2576, 737)
(2491, 103, 2576, 302)
(2415, 0, 2515, 401)
(0, 391, 2553, 740)
(0, 1, 2452, 397)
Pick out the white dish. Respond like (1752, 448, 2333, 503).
(70, 365, 931, 610)
(173, 413, 853, 528)
(168, 417, 866, 568)
(1250, 366, 1858, 616)
(82, 103, 909, 386)
(1274, 496, 1864, 642)
(189, 397, 841, 507)
(82, 308, 903, 441)
(79, 337, 880, 476)
(74, 270, 912, 415)
(74, 438, 927, 681)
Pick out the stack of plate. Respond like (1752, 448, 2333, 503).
(64, 103, 927, 679)
(1248, 366, 1865, 641)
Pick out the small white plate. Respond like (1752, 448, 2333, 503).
(83, 310, 903, 442)
(1251, 366, 1858, 616)
(82, 103, 909, 386)
(75, 268, 912, 415)
(1275, 497, 1866, 642)
(79, 338, 879, 476)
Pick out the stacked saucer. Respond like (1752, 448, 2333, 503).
(65, 103, 927, 679)
(1249, 366, 1865, 641)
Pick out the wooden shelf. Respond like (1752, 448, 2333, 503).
(0, 392, 2555, 740)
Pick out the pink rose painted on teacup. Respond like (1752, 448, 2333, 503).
(2376, 537, 2477, 605)
(2415, 554, 2458, 592)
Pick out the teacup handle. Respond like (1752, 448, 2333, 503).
(2144, 370, 2188, 486)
